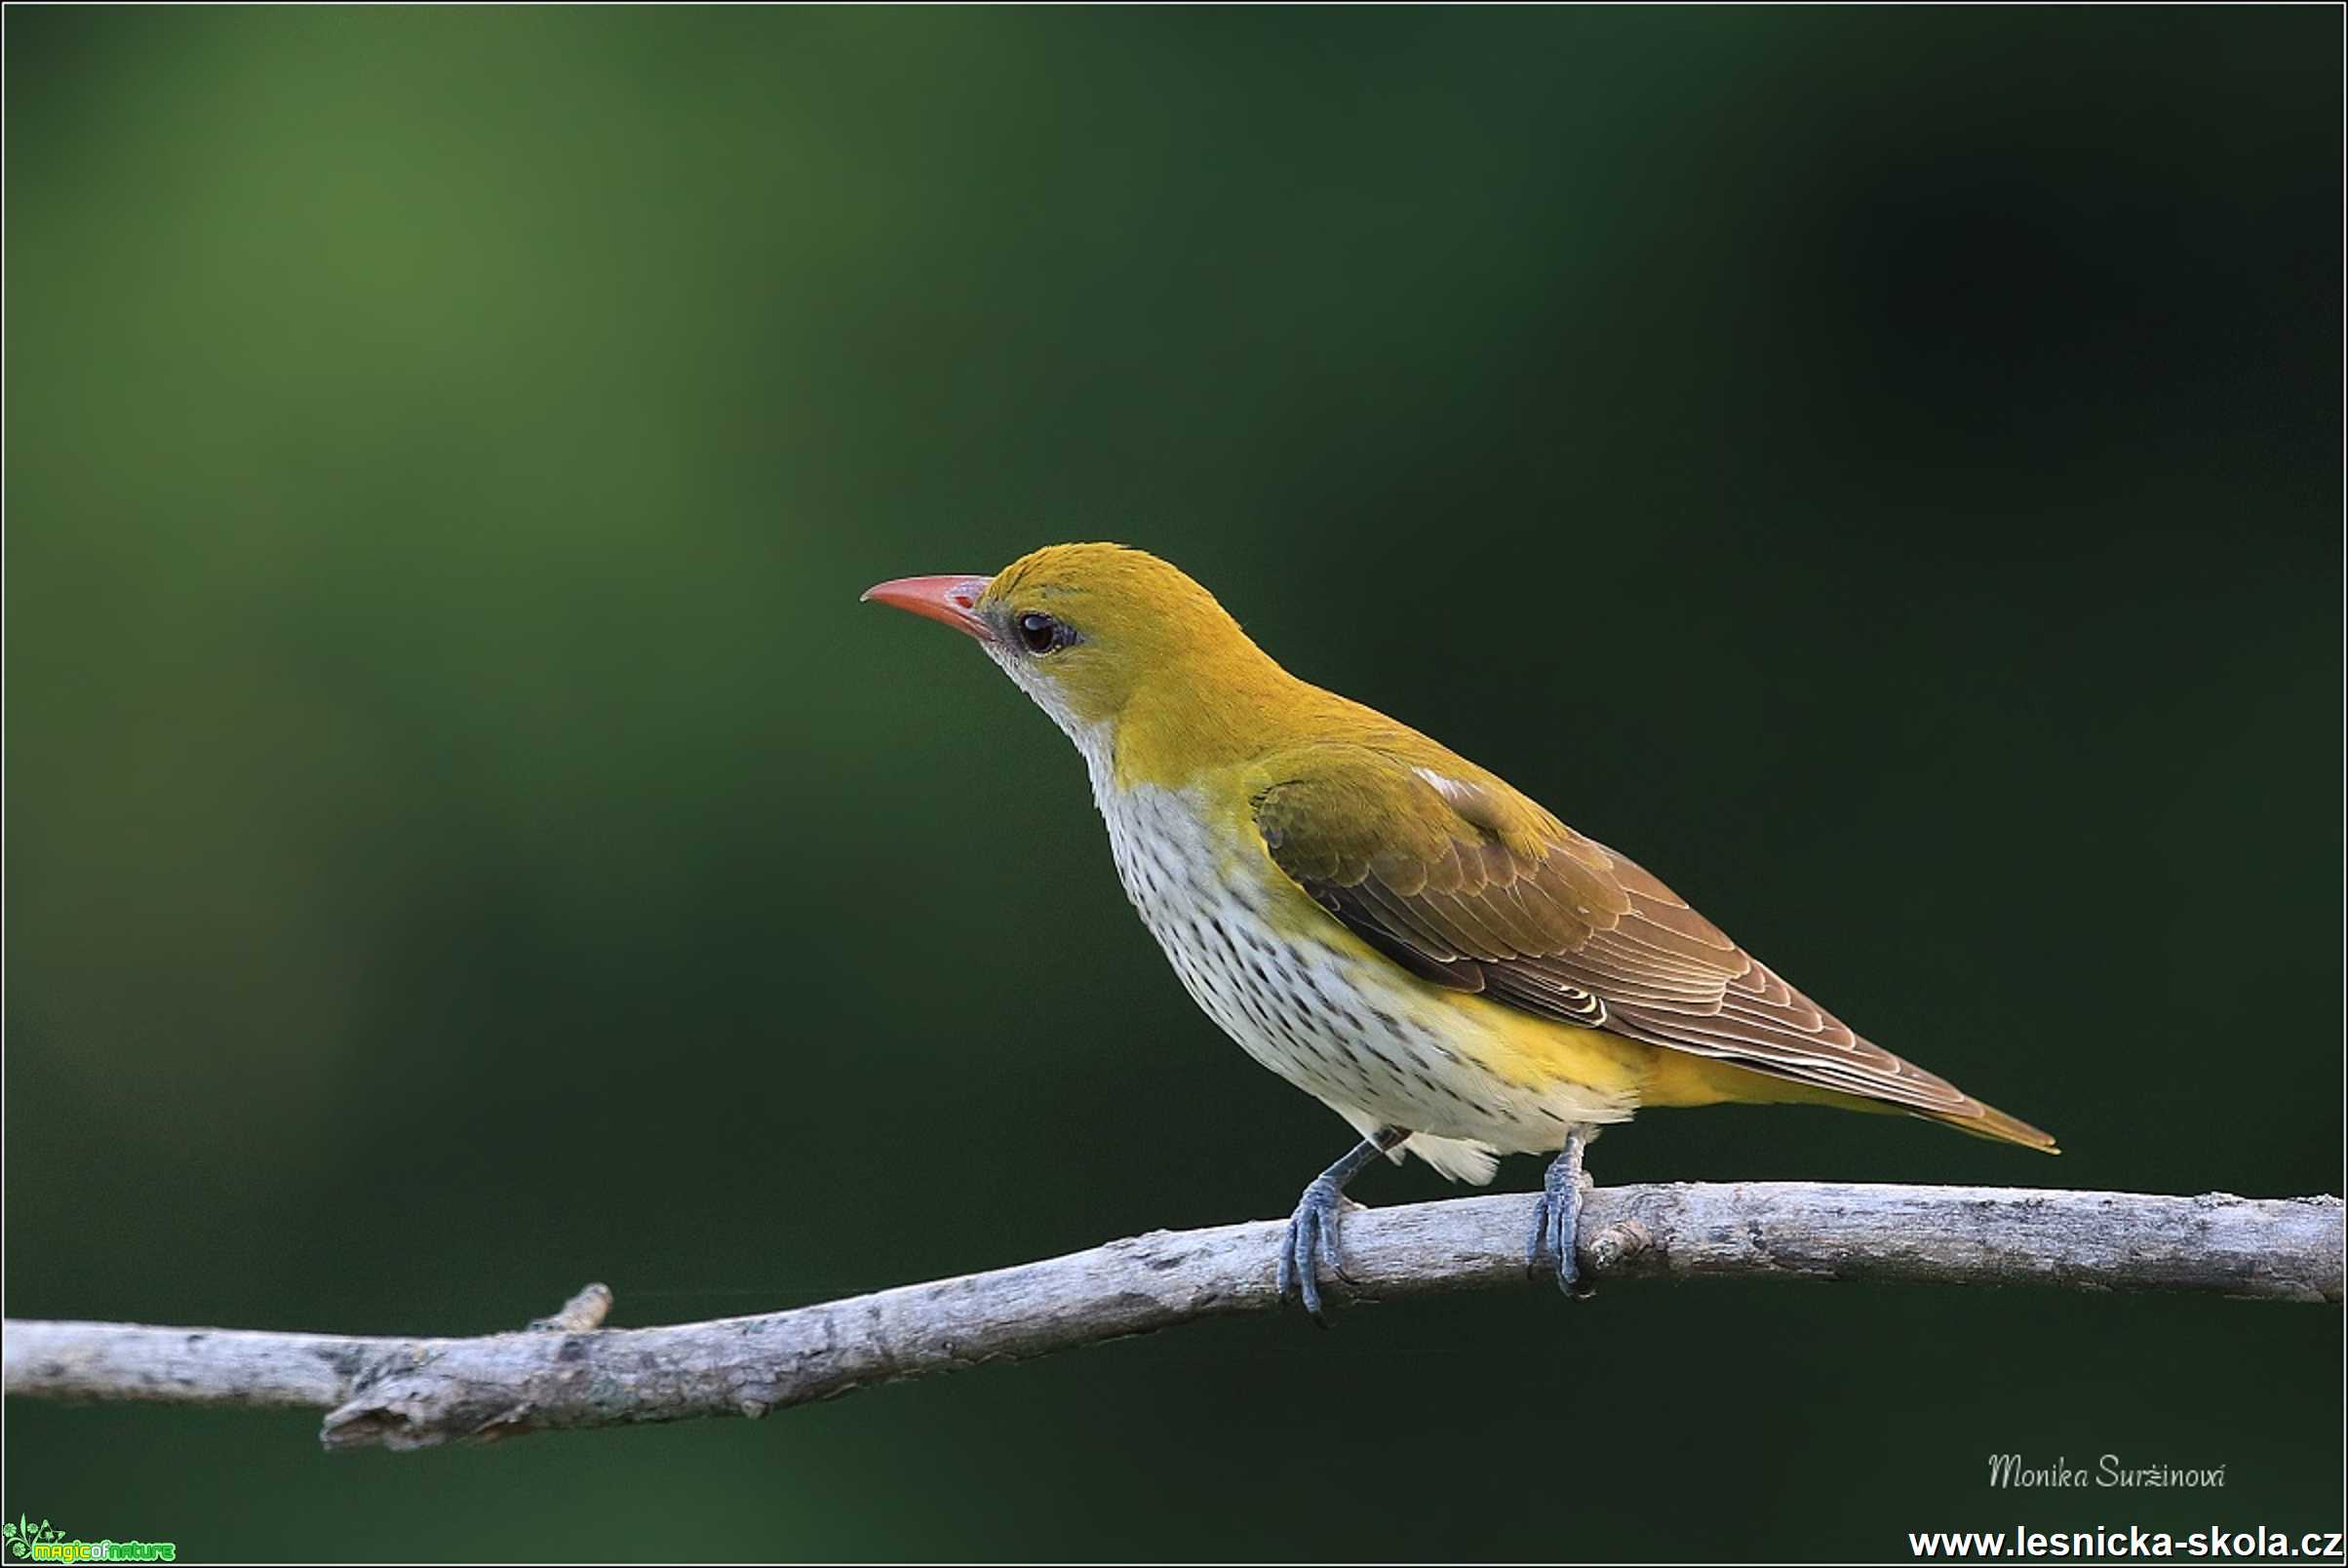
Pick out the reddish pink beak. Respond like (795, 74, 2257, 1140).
(859, 574, 996, 642)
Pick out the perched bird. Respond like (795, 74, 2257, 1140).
(864, 545, 2054, 1319)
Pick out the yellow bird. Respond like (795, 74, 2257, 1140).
(865, 544, 2054, 1319)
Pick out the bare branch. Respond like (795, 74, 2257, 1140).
(5, 1183, 2337, 1453)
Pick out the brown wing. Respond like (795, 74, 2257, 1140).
(1249, 743, 2053, 1148)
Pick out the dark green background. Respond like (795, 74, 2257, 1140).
(6, 7, 2339, 1561)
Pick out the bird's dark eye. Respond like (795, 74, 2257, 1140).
(1016, 611, 1070, 655)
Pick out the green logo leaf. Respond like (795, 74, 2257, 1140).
(2, 1516, 66, 1558)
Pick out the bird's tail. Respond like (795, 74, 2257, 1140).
(1921, 1097, 2060, 1154)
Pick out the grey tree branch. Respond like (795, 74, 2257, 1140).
(5, 1183, 2338, 1453)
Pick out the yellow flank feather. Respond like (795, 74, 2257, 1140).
(1457, 999, 1656, 1102)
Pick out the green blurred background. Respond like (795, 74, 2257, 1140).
(6, 7, 2339, 1561)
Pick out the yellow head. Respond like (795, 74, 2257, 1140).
(862, 543, 1307, 783)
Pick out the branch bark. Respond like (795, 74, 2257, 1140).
(5, 1183, 2337, 1452)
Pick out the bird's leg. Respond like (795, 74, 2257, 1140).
(1277, 1125, 1410, 1324)
(1528, 1129, 1595, 1299)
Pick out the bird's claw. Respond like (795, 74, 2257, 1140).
(1278, 1175, 1354, 1325)
(1527, 1137, 1595, 1299)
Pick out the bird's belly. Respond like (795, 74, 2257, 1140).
(1097, 782, 1637, 1153)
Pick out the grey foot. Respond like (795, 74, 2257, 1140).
(1275, 1127, 1406, 1325)
(1277, 1175, 1352, 1325)
(1527, 1132, 1593, 1299)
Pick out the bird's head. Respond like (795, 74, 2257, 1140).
(863, 543, 1295, 773)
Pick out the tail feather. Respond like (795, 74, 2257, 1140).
(1924, 1097, 2060, 1154)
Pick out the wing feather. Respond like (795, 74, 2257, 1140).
(1248, 743, 2053, 1148)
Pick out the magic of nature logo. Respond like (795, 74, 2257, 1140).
(2, 1516, 176, 1563)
